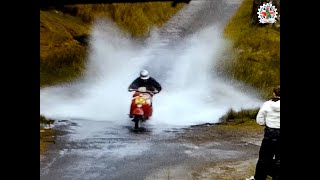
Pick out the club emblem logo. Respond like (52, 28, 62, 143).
(257, 2, 278, 24)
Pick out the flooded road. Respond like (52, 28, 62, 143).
(40, 120, 260, 180)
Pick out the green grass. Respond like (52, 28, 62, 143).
(40, 128, 55, 155)
(40, 115, 55, 125)
(40, 115, 56, 155)
(223, 0, 280, 98)
(220, 108, 259, 123)
(40, 10, 90, 87)
(217, 108, 263, 135)
(40, 43, 86, 87)
(247, 164, 273, 180)
(40, 3, 185, 87)
(62, 2, 185, 37)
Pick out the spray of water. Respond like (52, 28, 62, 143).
(40, 1, 262, 129)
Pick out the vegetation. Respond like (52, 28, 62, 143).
(40, 115, 56, 155)
(217, 108, 262, 135)
(40, 3, 185, 87)
(220, 108, 259, 123)
(247, 164, 273, 180)
(223, 0, 280, 98)
(40, 10, 90, 87)
(40, 42, 87, 86)
(217, 0, 280, 143)
(62, 2, 185, 38)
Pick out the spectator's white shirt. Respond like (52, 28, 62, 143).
(256, 99, 280, 128)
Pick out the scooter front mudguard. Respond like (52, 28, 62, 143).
(132, 108, 144, 116)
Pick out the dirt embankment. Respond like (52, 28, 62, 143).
(163, 120, 265, 180)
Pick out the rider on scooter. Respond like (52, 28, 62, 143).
(128, 70, 162, 95)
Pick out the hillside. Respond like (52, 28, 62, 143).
(223, 0, 280, 98)
(40, 2, 185, 87)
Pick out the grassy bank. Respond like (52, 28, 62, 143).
(40, 3, 185, 87)
(223, 0, 280, 98)
(219, 108, 259, 122)
(40, 115, 56, 155)
(217, 108, 263, 137)
(40, 10, 90, 87)
(217, 0, 280, 137)
(40, 38, 87, 86)
(62, 2, 185, 38)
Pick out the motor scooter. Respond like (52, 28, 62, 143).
(128, 87, 158, 129)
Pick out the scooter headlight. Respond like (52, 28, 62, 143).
(137, 104, 142, 108)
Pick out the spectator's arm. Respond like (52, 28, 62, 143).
(256, 102, 268, 126)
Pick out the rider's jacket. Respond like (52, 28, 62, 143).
(128, 77, 162, 92)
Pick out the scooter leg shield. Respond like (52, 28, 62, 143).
(132, 108, 144, 116)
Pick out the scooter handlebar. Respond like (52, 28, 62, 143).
(128, 89, 158, 95)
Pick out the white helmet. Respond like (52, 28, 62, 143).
(140, 70, 150, 80)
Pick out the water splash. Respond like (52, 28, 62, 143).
(40, 0, 262, 128)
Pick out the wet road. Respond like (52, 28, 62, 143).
(40, 119, 259, 180)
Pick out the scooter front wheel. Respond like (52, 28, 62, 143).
(134, 120, 139, 129)
(133, 116, 142, 129)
